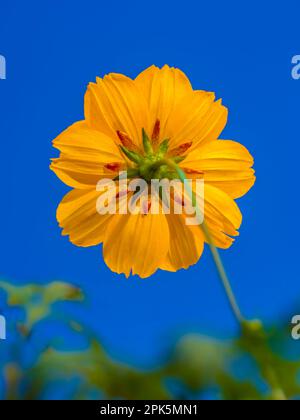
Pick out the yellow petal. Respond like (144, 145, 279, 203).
(103, 211, 169, 278)
(85, 73, 149, 149)
(51, 121, 125, 189)
(135, 66, 227, 149)
(57, 188, 114, 247)
(202, 184, 242, 249)
(160, 213, 204, 272)
(135, 65, 192, 140)
(166, 93, 228, 149)
(182, 140, 255, 198)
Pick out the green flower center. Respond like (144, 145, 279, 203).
(119, 129, 185, 182)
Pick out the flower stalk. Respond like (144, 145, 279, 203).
(164, 159, 244, 324)
(164, 159, 287, 400)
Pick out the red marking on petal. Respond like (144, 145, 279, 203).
(171, 142, 193, 156)
(183, 168, 204, 175)
(173, 193, 185, 207)
(116, 189, 128, 199)
(116, 130, 135, 150)
(104, 162, 123, 172)
(151, 119, 160, 143)
(142, 199, 152, 215)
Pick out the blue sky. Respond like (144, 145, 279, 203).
(0, 0, 299, 365)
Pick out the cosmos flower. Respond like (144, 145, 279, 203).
(50, 65, 255, 278)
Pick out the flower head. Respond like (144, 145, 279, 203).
(50, 65, 255, 278)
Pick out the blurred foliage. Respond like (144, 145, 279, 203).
(0, 280, 299, 400)
(0, 281, 83, 333)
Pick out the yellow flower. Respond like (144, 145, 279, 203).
(50, 65, 255, 278)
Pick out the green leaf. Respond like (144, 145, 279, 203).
(166, 334, 229, 391)
(238, 320, 300, 400)
(142, 128, 153, 155)
(0, 281, 83, 332)
(30, 340, 169, 400)
(120, 146, 142, 164)
(158, 139, 169, 155)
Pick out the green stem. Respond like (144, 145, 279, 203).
(164, 159, 244, 324)
(164, 159, 287, 400)
(200, 221, 244, 324)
